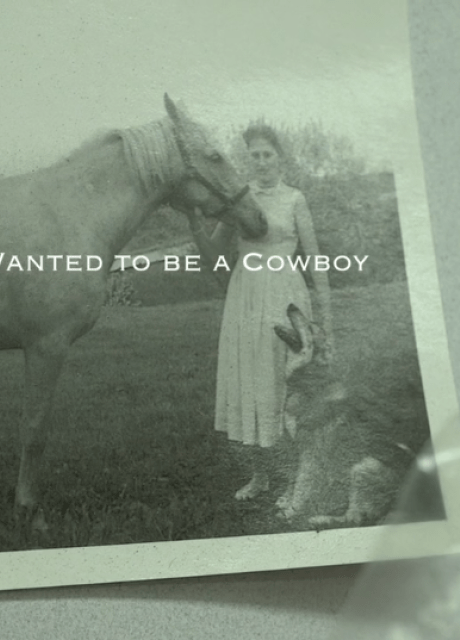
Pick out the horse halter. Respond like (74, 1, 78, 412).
(171, 126, 250, 221)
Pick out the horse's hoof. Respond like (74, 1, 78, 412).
(14, 504, 49, 547)
(14, 503, 32, 524)
(31, 508, 49, 534)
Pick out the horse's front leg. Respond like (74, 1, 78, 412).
(15, 338, 68, 532)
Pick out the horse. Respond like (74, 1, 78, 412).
(0, 94, 267, 530)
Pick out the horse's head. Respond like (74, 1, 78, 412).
(164, 94, 267, 239)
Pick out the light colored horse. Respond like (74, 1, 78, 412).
(0, 94, 267, 526)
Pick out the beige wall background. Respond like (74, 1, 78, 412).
(1, 0, 459, 637)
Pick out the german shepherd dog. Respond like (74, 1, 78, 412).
(274, 303, 423, 528)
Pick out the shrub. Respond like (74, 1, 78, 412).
(105, 271, 140, 307)
(227, 121, 406, 288)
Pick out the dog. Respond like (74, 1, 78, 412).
(274, 303, 419, 528)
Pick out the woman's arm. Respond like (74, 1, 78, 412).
(294, 193, 334, 359)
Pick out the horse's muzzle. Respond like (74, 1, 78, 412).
(239, 209, 267, 240)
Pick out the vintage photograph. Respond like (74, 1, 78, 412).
(0, 0, 459, 591)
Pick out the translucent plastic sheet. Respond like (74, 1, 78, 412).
(330, 424, 460, 639)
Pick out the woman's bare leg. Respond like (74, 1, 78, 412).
(235, 446, 269, 500)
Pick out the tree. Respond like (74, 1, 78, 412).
(226, 120, 367, 185)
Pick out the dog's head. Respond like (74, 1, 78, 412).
(275, 303, 346, 428)
(274, 303, 327, 380)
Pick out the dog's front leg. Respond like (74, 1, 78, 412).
(277, 447, 314, 520)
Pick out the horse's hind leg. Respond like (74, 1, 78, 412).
(15, 339, 68, 530)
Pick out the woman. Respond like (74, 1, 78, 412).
(187, 124, 333, 501)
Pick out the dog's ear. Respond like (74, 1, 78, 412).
(274, 324, 303, 353)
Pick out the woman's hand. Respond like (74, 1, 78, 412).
(314, 333, 335, 366)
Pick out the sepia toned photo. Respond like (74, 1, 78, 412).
(0, 0, 459, 591)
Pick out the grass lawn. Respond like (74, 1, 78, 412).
(0, 281, 436, 551)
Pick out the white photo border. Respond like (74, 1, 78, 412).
(1, 0, 459, 592)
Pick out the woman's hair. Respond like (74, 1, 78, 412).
(242, 123, 284, 157)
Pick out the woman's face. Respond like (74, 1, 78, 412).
(247, 137, 281, 187)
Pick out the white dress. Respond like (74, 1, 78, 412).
(214, 181, 313, 448)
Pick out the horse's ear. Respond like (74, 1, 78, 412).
(164, 93, 190, 126)
(164, 93, 180, 124)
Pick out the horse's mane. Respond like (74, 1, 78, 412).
(116, 118, 179, 196)
(50, 130, 118, 168)
(49, 114, 216, 198)
(50, 118, 180, 197)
